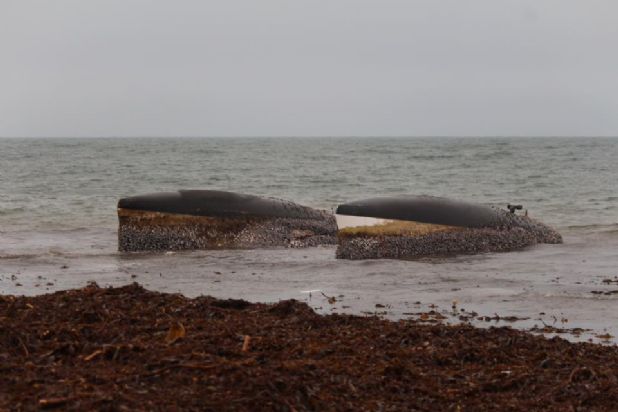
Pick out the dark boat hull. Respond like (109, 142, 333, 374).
(335, 196, 562, 260)
(118, 190, 328, 221)
(118, 191, 336, 252)
(336, 195, 502, 228)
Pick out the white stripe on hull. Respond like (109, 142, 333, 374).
(335, 214, 395, 230)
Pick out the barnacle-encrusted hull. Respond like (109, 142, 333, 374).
(335, 196, 562, 260)
(118, 190, 336, 252)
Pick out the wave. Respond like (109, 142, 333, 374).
(565, 223, 618, 231)
(0, 207, 26, 216)
(562, 223, 618, 240)
(0, 253, 39, 260)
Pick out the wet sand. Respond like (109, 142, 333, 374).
(3, 282, 618, 411)
(1, 226, 618, 345)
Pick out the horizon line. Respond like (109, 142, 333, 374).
(1, 135, 618, 139)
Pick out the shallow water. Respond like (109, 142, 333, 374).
(1, 137, 617, 343)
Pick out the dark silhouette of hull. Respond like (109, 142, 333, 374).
(118, 190, 336, 252)
(336, 195, 503, 228)
(335, 195, 562, 260)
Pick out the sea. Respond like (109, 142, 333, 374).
(1, 137, 617, 343)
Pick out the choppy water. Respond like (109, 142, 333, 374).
(1, 137, 617, 343)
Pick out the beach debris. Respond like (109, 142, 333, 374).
(300, 289, 322, 300)
(416, 311, 448, 322)
(117, 190, 336, 251)
(241, 335, 251, 352)
(83, 349, 105, 362)
(591, 290, 618, 296)
(320, 292, 337, 304)
(165, 321, 186, 345)
(38, 397, 72, 409)
(529, 324, 590, 336)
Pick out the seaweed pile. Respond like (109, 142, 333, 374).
(2, 283, 618, 411)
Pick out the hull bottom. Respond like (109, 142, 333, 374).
(118, 209, 336, 252)
(336, 215, 562, 260)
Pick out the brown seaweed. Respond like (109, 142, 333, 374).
(2, 283, 618, 411)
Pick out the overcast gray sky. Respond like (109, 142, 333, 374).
(1, 0, 617, 137)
